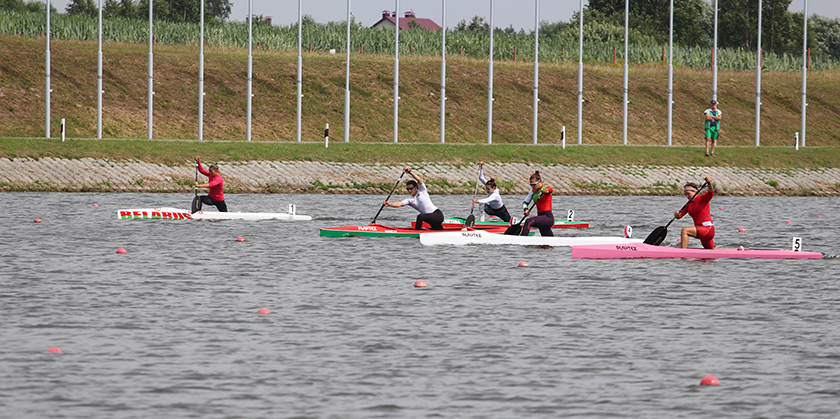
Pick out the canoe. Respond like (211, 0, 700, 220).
(320, 223, 510, 238)
(411, 216, 589, 230)
(420, 230, 642, 246)
(118, 207, 312, 221)
(571, 242, 823, 260)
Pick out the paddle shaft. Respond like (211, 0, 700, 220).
(371, 171, 406, 224)
(469, 166, 481, 215)
(194, 163, 198, 196)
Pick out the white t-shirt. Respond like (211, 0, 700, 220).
(478, 169, 505, 209)
(401, 183, 439, 214)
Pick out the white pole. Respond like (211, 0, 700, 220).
(667, 0, 674, 146)
(393, 1, 400, 143)
(561, 125, 566, 149)
(576, 0, 584, 145)
(61, 118, 65, 142)
(198, 0, 205, 141)
(532, 0, 539, 145)
(622, 0, 629, 145)
(755, 0, 762, 146)
(324, 123, 329, 148)
(440, 0, 446, 144)
(246, 0, 253, 141)
(147, 0, 153, 140)
(800, 0, 808, 147)
(343, 0, 351, 142)
(297, 0, 302, 142)
(712, 0, 718, 101)
(45, 0, 51, 138)
(97, 0, 103, 139)
(487, 0, 495, 145)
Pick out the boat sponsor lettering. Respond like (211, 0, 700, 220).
(357, 226, 380, 231)
(615, 245, 638, 251)
(460, 232, 482, 238)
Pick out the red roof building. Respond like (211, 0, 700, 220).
(370, 10, 442, 31)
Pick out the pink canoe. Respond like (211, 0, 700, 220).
(571, 242, 823, 260)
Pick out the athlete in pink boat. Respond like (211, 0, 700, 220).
(675, 176, 715, 249)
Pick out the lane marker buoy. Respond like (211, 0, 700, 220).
(699, 375, 720, 386)
(116, 248, 127, 254)
(257, 308, 270, 314)
(785, 221, 792, 224)
(518, 261, 529, 267)
(47, 347, 62, 353)
(92, 203, 99, 207)
(414, 280, 427, 288)
(738, 228, 746, 233)
(236, 237, 245, 242)
(34, 218, 42, 223)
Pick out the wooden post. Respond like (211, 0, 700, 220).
(460, 45, 463, 55)
(361, 43, 364, 53)
(514, 46, 517, 62)
(613, 47, 617, 64)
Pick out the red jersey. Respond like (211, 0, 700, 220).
(525, 185, 553, 214)
(197, 161, 225, 201)
(679, 188, 714, 226)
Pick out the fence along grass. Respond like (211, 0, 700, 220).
(1, 9, 836, 71)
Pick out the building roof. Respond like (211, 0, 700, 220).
(370, 11, 442, 31)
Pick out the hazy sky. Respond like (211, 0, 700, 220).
(48, 0, 840, 31)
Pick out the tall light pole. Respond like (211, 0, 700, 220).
(393, 1, 400, 143)
(297, 0, 302, 142)
(800, 0, 808, 146)
(440, 0, 447, 144)
(712, 0, 719, 101)
(198, 0, 205, 141)
(532, 0, 539, 144)
(246, 0, 253, 141)
(576, 0, 584, 144)
(667, 0, 674, 146)
(755, 0, 762, 146)
(45, 0, 51, 138)
(622, 0, 629, 145)
(97, 0, 103, 139)
(487, 0, 495, 144)
(343, 0, 351, 142)
(147, 0, 153, 139)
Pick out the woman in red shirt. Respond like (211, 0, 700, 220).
(194, 156, 227, 212)
(520, 171, 554, 237)
(675, 176, 715, 249)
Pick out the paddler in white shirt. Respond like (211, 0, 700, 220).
(383, 167, 445, 230)
(472, 161, 512, 223)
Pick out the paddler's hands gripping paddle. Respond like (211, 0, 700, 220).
(464, 164, 482, 228)
(643, 181, 709, 245)
(371, 171, 406, 224)
(504, 202, 536, 235)
(190, 159, 202, 214)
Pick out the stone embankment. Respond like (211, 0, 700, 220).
(1, 157, 839, 196)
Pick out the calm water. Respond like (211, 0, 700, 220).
(2, 192, 839, 418)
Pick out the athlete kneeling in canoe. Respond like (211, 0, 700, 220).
(675, 176, 715, 249)
(194, 156, 227, 212)
(520, 170, 554, 237)
(383, 167, 445, 230)
(473, 161, 512, 223)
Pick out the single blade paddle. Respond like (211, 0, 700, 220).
(190, 161, 201, 213)
(371, 171, 406, 224)
(504, 202, 536, 235)
(643, 181, 709, 245)
(464, 165, 481, 228)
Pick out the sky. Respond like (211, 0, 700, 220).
(48, 0, 840, 31)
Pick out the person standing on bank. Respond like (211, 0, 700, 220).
(704, 100, 722, 157)
(520, 171, 555, 237)
(472, 162, 512, 223)
(675, 176, 716, 249)
(195, 156, 227, 212)
(383, 167, 445, 230)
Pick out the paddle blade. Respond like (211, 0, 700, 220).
(464, 214, 476, 228)
(191, 196, 202, 214)
(644, 226, 667, 245)
(504, 224, 522, 236)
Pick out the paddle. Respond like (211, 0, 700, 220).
(190, 161, 201, 214)
(643, 181, 709, 246)
(371, 171, 406, 224)
(504, 202, 536, 235)
(464, 165, 481, 228)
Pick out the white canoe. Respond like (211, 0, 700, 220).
(419, 230, 642, 246)
(118, 207, 312, 221)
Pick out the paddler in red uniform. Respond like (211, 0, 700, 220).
(520, 170, 555, 237)
(675, 176, 715, 249)
(195, 156, 228, 212)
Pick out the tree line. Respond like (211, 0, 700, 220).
(2, 0, 839, 60)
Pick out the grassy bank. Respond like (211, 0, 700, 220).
(2, 35, 840, 148)
(2, 138, 839, 168)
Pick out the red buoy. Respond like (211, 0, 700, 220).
(518, 261, 529, 267)
(785, 221, 792, 224)
(414, 280, 427, 288)
(92, 203, 99, 207)
(257, 308, 270, 314)
(116, 248, 127, 254)
(700, 375, 720, 386)
(738, 228, 746, 233)
(34, 218, 42, 223)
(47, 347, 62, 353)
(236, 237, 245, 242)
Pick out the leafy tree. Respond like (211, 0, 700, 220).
(135, 0, 229, 23)
(103, 0, 137, 19)
(65, 0, 97, 17)
(585, 0, 711, 46)
(0, 0, 47, 12)
(455, 16, 489, 32)
(811, 15, 840, 60)
(718, 0, 807, 55)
